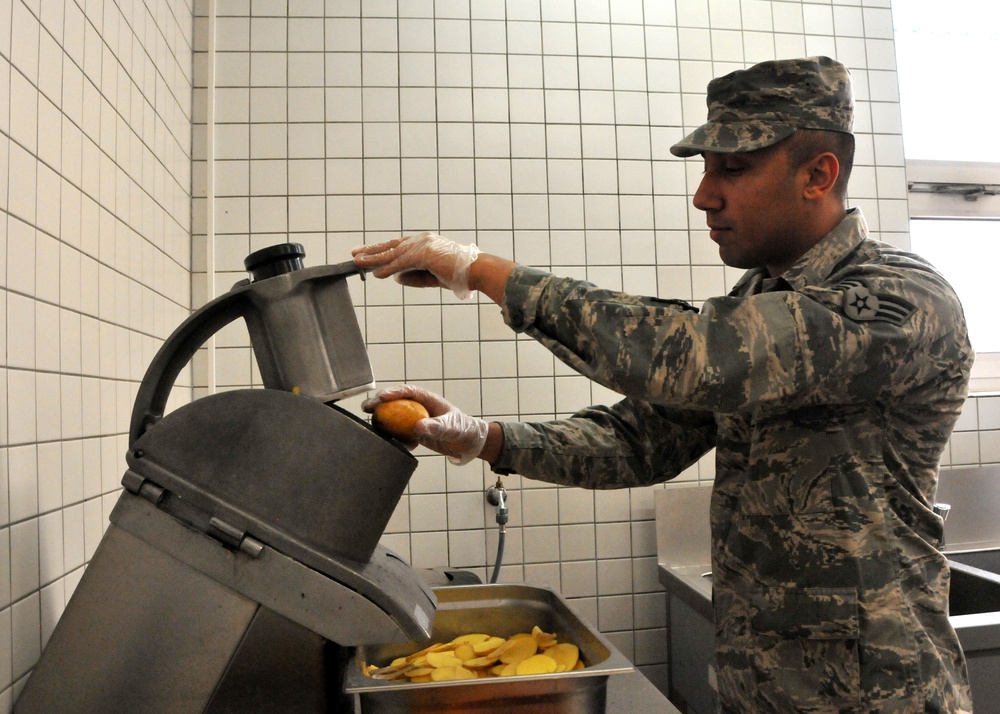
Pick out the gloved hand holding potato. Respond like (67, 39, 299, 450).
(362, 385, 489, 466)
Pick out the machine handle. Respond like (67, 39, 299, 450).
(129, 288, 251, 446)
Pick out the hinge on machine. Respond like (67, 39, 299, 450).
(121, 470, 264, 559)
(207, 517, 265, 558)
(122, 470, 166, 505)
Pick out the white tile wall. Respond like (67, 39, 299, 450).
(1, 0, 194, 704)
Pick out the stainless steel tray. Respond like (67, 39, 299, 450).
(344, 584, 634, 713)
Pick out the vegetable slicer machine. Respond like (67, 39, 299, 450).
(14, 244, 437, 713)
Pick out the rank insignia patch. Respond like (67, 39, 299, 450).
(839, 280, 916, 326)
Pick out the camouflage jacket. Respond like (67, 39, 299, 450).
(492, 210, 974, 713)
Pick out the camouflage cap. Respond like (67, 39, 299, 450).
(670, 56, 854, 157)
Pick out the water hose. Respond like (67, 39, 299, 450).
(486, 478, 508, 584)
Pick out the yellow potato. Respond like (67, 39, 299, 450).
(542, 643, 579, 671)
(531, 626, 558, 649)
(472, 636, 506, 655)
(407, 642, 453, 662)
(463, 654, 500, 669)
(515, 654, 558, 676)
(425, 652, 464, 669)
(366, 625, 587, 682)
(368, 662, 414, 680)
(372, 399, 430, 440)
(430, 665, 476, 681)
(490, 638, 519, 659)
(405, 667, 434, 678)
(498, 636, 538, 664)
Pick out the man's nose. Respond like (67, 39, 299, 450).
(692, 175, 720, 212)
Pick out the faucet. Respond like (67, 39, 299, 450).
(934, 502, 951, 549)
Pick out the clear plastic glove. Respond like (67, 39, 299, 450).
(362, 385, 489, 465)
(352, 232, 481, 300)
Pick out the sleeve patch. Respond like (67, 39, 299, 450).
(838, 280, 916, 326)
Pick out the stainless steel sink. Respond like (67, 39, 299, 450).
(950, 549, 1000, 577)
(947, 553, 1000, 714)
(949, 558, 1000, 616)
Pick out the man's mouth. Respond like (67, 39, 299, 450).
(707, 224, 730, 242)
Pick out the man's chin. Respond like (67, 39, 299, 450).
(718, 249, 754, 270)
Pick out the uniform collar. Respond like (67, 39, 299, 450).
(730, 208, 868, 295)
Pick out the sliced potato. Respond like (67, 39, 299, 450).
(531, 626, 558, 649)
(407, 642, 454, 663)
(515, 654, 558, 676)
(490, 638, 520, 659)
(425, 652, 464, 669)
(498, 636, 538, 664)
(542, 643, 579, 671)
(430, 665, 476, 681)
(369, 662, 414, 680)
(472, 636, 506, 655)
(405, 667, 434, 678)
(368, 625, 588, 683)
(463, 654, 500, 669)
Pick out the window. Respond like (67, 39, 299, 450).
(893, 0, 1000, 393)
(909, 218, 999, 351)
(892, 0, 1000, 163)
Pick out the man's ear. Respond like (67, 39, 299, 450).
(803, 152, 840, 199)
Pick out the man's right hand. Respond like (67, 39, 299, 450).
(353, 231, 519, 305)
(352, 232, 481, 299)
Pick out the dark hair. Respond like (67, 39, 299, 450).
(784, 129, 856, 201)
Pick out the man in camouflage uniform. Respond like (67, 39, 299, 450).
(354, 57, 974, 712)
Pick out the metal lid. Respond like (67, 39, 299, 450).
(244, 243, 307, 281)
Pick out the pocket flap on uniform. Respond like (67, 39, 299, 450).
(749, 587, 860, 640)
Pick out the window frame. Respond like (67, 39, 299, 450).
(906, 159, 1000, 394)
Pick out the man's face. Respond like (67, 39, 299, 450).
(692, 143, 811, 276)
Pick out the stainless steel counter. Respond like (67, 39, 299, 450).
(655, 485, 718, 713)
(658, 563, 713, 621)
(654, 484, 714, 621)
(937, 466, 1000, 552)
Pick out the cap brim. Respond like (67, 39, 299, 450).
(669, 122, 798, 158)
